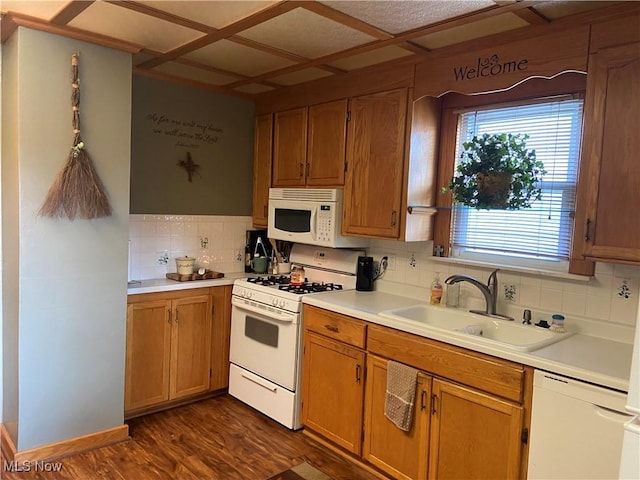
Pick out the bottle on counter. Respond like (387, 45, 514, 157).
(430, 272, 444, 305)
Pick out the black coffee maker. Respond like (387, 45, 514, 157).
(245, 229, 272, 273)
(356, 256, 375, 291)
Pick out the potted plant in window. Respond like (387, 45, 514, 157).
(445, 133, 546, 209)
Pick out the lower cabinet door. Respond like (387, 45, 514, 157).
(170, 294, 213, 400)
(301, 332, 365, 454)
(125, 300, 172, 411)
(429, 378, 524, 479)
(363, 355, 431, 480)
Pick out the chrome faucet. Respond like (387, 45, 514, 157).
(444, 269, 513, 321)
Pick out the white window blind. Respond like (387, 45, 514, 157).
(451, 97, 583, 264)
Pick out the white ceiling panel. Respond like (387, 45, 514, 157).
(0, 0, 67, 18)
(233, 83, 275, 94)
(412, 12, 528, 49)
(184, 39, 296, 77)
(68, 1, 204, 52)
(238, 7, 376, 59)
(532, 1, 613, 21)
(328, 45, 414, 71)
(270, 68, 334, 86)
(152, 62, 240, 86)
(320, 0, 496, 35)
(139, 1, 279, 29)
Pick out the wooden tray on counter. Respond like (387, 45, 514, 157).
(166, 271, 224, 282)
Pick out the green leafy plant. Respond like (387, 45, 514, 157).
(444, 133, 546, 209)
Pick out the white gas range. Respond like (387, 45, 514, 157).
(228, 244, 363, 430)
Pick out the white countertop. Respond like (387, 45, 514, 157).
(127, 272, 245, 294)
(302, 290, 633, 392)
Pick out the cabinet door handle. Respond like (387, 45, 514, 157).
(299, 162, 304, 178)
(391, 210, 397, 227)
(305, 162, 310, 178)
(263, 205, 268, 218)
(431, 393, 437, 415)
(168, 309, 172, 324)
(324, 324, 339, 333)
(355, 364, 361, 383)
(175, 309, 179, 324)
(585, 218, 592, 241)
(421, 390, 427, 411)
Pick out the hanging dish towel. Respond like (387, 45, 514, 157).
(384, 360, 418, 431)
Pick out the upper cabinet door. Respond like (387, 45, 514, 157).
(252, 114, 273, 227)
(344, 89, 407, 239)
(307, 99, 348, 186)
(273, 107, 308, 187)
(575, 42, 640, 263)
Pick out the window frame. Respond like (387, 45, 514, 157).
(432, 73, 594, 276)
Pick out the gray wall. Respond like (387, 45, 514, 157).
(130, 75, 254, 215)
(2, 27, 131, 450)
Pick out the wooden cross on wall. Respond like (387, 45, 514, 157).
(177, 152, 200, 182)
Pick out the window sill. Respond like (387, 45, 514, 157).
(430, 256, 592, 282)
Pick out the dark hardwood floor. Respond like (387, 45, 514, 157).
(1, 395, 380, 480)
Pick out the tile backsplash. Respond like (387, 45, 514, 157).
(367, 239, 639, 330)
(129, 214, 253, 280)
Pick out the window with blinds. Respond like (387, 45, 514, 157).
(450, 97, 584, 268)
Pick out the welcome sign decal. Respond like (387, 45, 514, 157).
(453, 54, 529, 81)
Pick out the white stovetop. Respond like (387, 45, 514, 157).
(302, 290, 633, 392)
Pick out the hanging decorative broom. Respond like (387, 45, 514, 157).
(38, 53, 112, 220)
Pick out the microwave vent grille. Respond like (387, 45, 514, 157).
(270, 188, 341, 202)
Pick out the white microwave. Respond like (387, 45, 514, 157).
(268, 188, 367, 248)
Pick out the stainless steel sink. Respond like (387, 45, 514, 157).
(379, 304, 572, 352)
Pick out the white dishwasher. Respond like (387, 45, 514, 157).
(528, 370, 632, 479)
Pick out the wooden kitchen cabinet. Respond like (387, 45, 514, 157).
(301, 307, 532, 478)
(125, 289, 214, 416)
(125, 299, 172, 411)
(363, 354, 431, 480)
(343, 88, 407, 238)
(428, 379, 524, 479)
(306, 99, 348, 186)
(169, 294, 212, 400)
(252, 114, 273, 227)
(273, 107, 308, 187)
(572, 41, 640, 264)
(272, 100, 347, 187)
(301, 306, 367, 455)
(209, 285, 232, 391)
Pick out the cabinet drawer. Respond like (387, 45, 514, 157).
(304, 305, 366, 348)
(367, 324, 524, 403)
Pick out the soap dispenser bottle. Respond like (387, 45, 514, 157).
(430, 272, 444, 305)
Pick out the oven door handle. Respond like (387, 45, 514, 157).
(232, 297, 297, 324)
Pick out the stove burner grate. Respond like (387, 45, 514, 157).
(278, 282, 344, 294)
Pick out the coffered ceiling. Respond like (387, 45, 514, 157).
(0, 1, 618, 98)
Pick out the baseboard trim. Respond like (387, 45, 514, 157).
(1, 423, 129, 463)
(1, 424, 17, 463)
(124, 388, 226, 420)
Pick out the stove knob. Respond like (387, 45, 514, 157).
(271, 298, 278, 307)
(279, 299, 286, 308)
(246, 291, 253, 299)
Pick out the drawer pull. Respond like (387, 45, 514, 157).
(324, 324, 339, 333)
(241, 374, 277, 393)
